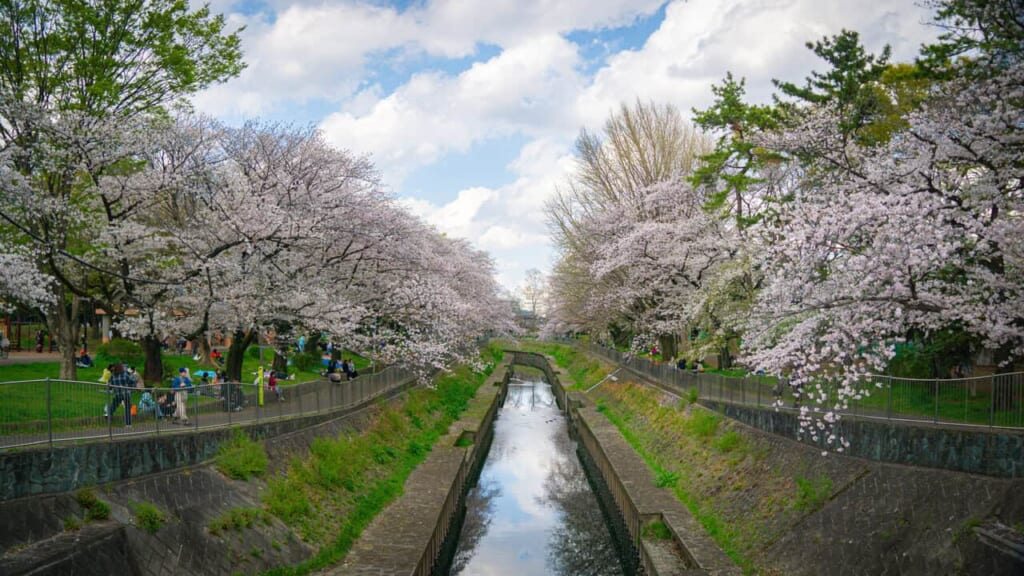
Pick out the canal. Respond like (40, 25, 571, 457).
(448, 373, 627, 575)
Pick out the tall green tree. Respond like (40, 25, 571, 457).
(691, 72, 782, 229)
(773, 29, 892, 141)
(0, 0, 244, 379)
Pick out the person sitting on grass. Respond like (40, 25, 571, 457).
(137, 389, 159, 418)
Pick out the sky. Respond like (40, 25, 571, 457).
(190, 0, 940, 297)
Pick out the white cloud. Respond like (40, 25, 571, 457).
(320, 35, 584, 185)
(193, 0, 942, 293)
(577, 0, 939, 126)
(192, 0, 664, 117)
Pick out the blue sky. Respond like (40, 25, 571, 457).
(192, 0, 938, 296)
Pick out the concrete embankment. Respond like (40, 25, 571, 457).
(0, 380, 414, 576)
(327, 358, 509, 575)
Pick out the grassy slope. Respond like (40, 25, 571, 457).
(255, 343, 504, 576)
(533, 341, 849, 576)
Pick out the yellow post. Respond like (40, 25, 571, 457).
(258, 364, 264, 406)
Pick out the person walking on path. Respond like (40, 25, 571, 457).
(106, 363, 133, 428)
(172, 367, 192, 425)
(268, 370, 284, 402)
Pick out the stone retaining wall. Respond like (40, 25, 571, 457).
(701, 399, 1024, 478)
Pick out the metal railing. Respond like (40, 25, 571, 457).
(581, 342, 1024, 429)
(0, 367, 415, 450)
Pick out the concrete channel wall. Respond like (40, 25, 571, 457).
(362, 350, 739, 576)
(567, 390, 742, 576)
(703, 399, 1024, 478)
(331, 358, 509, 576)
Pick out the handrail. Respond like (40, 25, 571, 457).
(572, 341, 1024, 430)
(0, 366, 416, 451)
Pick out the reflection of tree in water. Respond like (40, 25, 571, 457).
(451, 479, 501, 575)
(539, 443, 625, 575)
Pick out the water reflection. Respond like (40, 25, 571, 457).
(451, 378, 625, 576)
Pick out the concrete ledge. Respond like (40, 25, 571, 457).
(569, 394, 742, 576)
(330, 361, 509, 576)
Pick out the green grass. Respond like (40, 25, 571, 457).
(654, 469, 680, 488)
(713, 430, 743, 453)
(258, 345, 501, 576)
(642, 520, 673, 540)
(793, 475, 833, 512)
(208, 507, 271, 536)
(131, 502, 167, 534)
(216, 430, 269, 481)
(0, 345, 362, 432)
(686, 410, 721, 438)
(75, 487, 111, 522)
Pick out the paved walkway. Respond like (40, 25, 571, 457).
(0, 371, 414, 450)
(0, 351, 62, 366)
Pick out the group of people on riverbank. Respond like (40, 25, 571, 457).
(324, 357, 359, 382)
(103, 366, 196, 428)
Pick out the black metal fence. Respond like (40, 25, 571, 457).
(582, 342, 1024, 429)
(0, 367, 415, 450)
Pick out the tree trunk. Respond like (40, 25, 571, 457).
(658, 334, 677, 363)
(196, 336, 212, 366)
(273, 345, 288, 374)
(49, 291, 80, 381)
(609, 324, 632, 349)
(225, 329, 256, 382)
(720, 345, 733, 370)
(142, 334, 163, 384)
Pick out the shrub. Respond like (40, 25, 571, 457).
(686, 387, 699, 404)
(713, 430, 742, 453)
(216, 430, 269, 481)
(208, 507, 270, 536)
(64, 516, 81, 531)
(86, 499, 111, 521)
(96, 339, 143, 367)
(793, 475, 833, 512)
(74, 487, 99, 508)
(686, 410, 721, 438)
(75, 487, 111, 521)
(131, 502, 167, 534)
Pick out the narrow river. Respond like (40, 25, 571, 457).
(449, 376, 626, 575)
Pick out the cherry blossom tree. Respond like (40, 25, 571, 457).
(743, 4, 1024, 445)
(106, 116, 511, 382)
(0, 0, 243, 379)
(546, 101, 713, 355)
